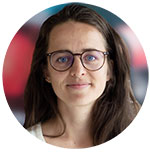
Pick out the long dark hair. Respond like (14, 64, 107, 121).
(24, 3, 140, 146)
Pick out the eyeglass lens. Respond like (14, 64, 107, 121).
(50, 50, 105, 71)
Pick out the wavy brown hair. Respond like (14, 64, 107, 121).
(24, 3, 140, 146)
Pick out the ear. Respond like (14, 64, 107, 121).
(106, 69, 110, 81)
(43, 68, 51, 83)
(107, 60, 113, 81)
(45, 77, 51, 83)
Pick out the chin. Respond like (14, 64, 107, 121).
(66, 96, 97, 107)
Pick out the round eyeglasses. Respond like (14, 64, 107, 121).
(46, 49, 109, 72)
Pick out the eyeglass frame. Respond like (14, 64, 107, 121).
(46, 49, 109, 72)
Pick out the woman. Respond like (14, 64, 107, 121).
(24, 4, 140, 148)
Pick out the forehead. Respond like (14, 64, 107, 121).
(48, 21, 107, 52)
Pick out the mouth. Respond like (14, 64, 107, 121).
(66, 83, 91, 89)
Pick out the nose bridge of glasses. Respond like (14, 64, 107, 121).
(70, 52, 81, 63)
(72, 53, 82, 60)
(73, 53, 82, 56)
(71, 53, 84, 69)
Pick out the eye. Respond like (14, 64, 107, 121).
(85, 55, 96, 61)
(57, 57, 68, 63)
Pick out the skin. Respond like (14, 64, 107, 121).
(42, 21, 110, 148)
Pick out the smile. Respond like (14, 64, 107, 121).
(66, 83, 91, 89)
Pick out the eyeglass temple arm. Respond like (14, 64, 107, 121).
(46, 53, 52, 56)
(103, 52, 109, 55)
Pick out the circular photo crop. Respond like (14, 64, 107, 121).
(2, 2, 148, 149)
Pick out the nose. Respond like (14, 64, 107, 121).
(70, 56, 86, 78)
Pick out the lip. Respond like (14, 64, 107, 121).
(66, 83, 91, 89)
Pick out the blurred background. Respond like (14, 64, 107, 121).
(2, 3, 148, 125)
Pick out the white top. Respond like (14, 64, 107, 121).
(27, 122, 46, 142)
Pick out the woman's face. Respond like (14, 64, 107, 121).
(46, 21, 110, 107)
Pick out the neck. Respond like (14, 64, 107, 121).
(57, 98, 93, 143)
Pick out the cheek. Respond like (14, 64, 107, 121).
(92, 66, 108, 93)
(49, 71, 67, 95)
(50, 76, 63, 100)
(50, 73, 63, 88)
(47, 66, 63, 84)
(95, 74, 107, 89)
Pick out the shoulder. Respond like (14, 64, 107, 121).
(28, 123, 40, 132)
(27, 122, 46, 142)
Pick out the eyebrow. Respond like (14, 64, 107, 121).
(82, 48, 101, 52)
(51, 48, 103, 53)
